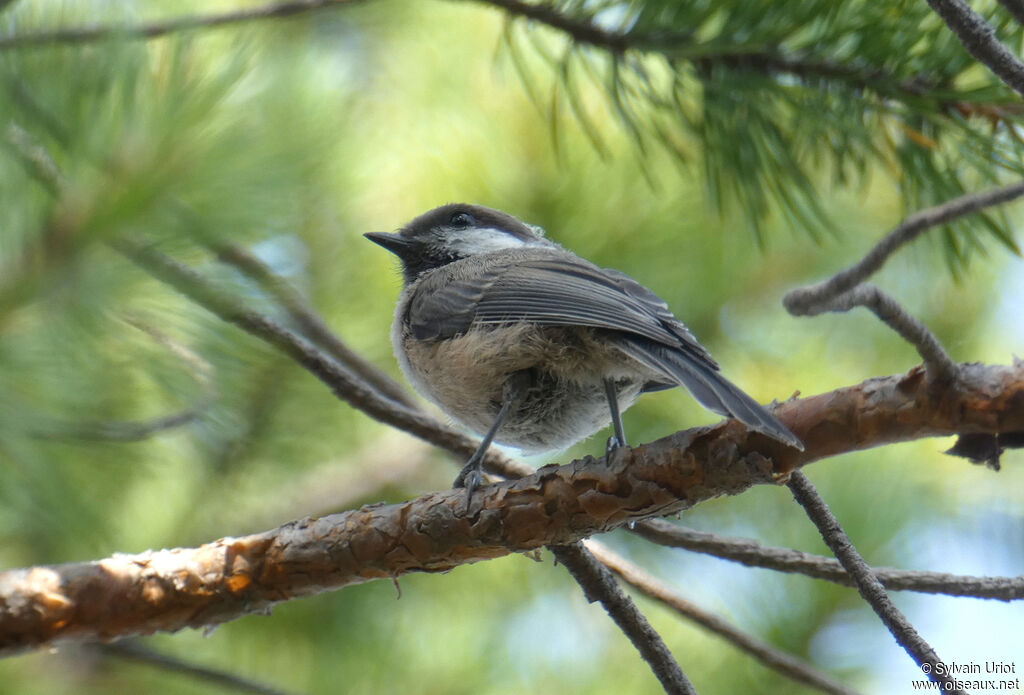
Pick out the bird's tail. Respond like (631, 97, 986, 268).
(619, 337, 804, 450)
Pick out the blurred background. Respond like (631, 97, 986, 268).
(0, 1, 1022, 693)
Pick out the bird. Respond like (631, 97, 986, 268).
(366, 203, 803, 498)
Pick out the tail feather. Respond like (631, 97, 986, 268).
(620, 338, 804, 450)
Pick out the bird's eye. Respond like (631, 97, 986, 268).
(449, 212, 475, 228)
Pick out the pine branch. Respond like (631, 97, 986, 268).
(0, 361, 1021, 654)
(925, 0, 1024, 97)
(478, 0, 633, 52)
(585, 540, 861, 695)
(633, 520, 1024, 601)
(788, 472, 964, 694)
(0, 0, 363, 49)
(549, 543, 697, 695)
(997, 0, 1024, 26)
(112, 240, 1024, 485)
(8, 121, 690, 684)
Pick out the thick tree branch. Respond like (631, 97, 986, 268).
(549, 543, 696, 695)
(788, 472, 963, 694)
(925, 0, 1024, 97)
(585, 541, 860, 695)
(116, 239, 693, 683)
(0, 361, 1021, 654)
(633, 520, 1024, 601)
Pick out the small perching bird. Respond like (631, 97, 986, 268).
(366, 204, 803, 497)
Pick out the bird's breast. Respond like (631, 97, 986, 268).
(395, 322, 647, 453)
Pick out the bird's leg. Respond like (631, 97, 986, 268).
(453, 370, 531, 501)
(604, 377, 627, 454)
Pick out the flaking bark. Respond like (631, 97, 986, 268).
(1, 361, 1022, 655)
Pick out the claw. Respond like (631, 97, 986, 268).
(453, 454, 485, 513)
(606, 434, 624, 456)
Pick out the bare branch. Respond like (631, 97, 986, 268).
(800, 284, 959, 383)
(1, 362, 1022, 654)
(212, 241, 417, 410)
(112, 237, 524, 473)
(0, 0, 364, 50)
(784, 181, 1024, 314)
(154, 238, 747, 688)
(925, 0, 1024, 97)
(585, 540, 861, 695)
(550, 543, 696, 695)
(29, 410, 201, 442)
(633, 520, 1024, 601)
(784, 181, 1024, 381)
(787, 472, 964, 694)
(95, 641, 297, 695)
(114, 239, 1024, 482)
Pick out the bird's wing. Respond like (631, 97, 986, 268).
(406, 249, 803, 450)
(407, 250, 717, 369)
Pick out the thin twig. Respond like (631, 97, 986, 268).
(784, 181, 1024, 382)
(0, 0, 363, 49)
(29, 410, 201, 442)
(127, 239, 693, 688)
(212, 241, 417, 410)
(96, 641, 297, 695)
(478, 0, 633, 52)
(14, 97, 691, 686)
(584, 540, 860, 695)
(925, 0, 1024, 97)
(25, 314, 214, 442)
(0, 0, 991, 118)
(634, 520, 1024, 601)
(784, 181, 1024, 314)
(787, 471, 964, 694)
(804, 284, 959, 383)
(549, 543, 697, 695)
(112, 238, 522, 473)
(4, 123, 62, 192)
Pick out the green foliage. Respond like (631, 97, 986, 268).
(503, 0, 1024, 258)
(0, 2, 1021, 694)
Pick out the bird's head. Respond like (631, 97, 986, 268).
(365, 203, 551, 283)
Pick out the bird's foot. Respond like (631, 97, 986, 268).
(453, 454, 485, 510)
(606, 435, 626, 457)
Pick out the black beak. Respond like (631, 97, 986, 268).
(364, 232, 412, 257)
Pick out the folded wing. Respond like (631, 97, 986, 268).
(408, 249, 802, 449)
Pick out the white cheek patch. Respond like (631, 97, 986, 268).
(447, 227, 542, 254)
